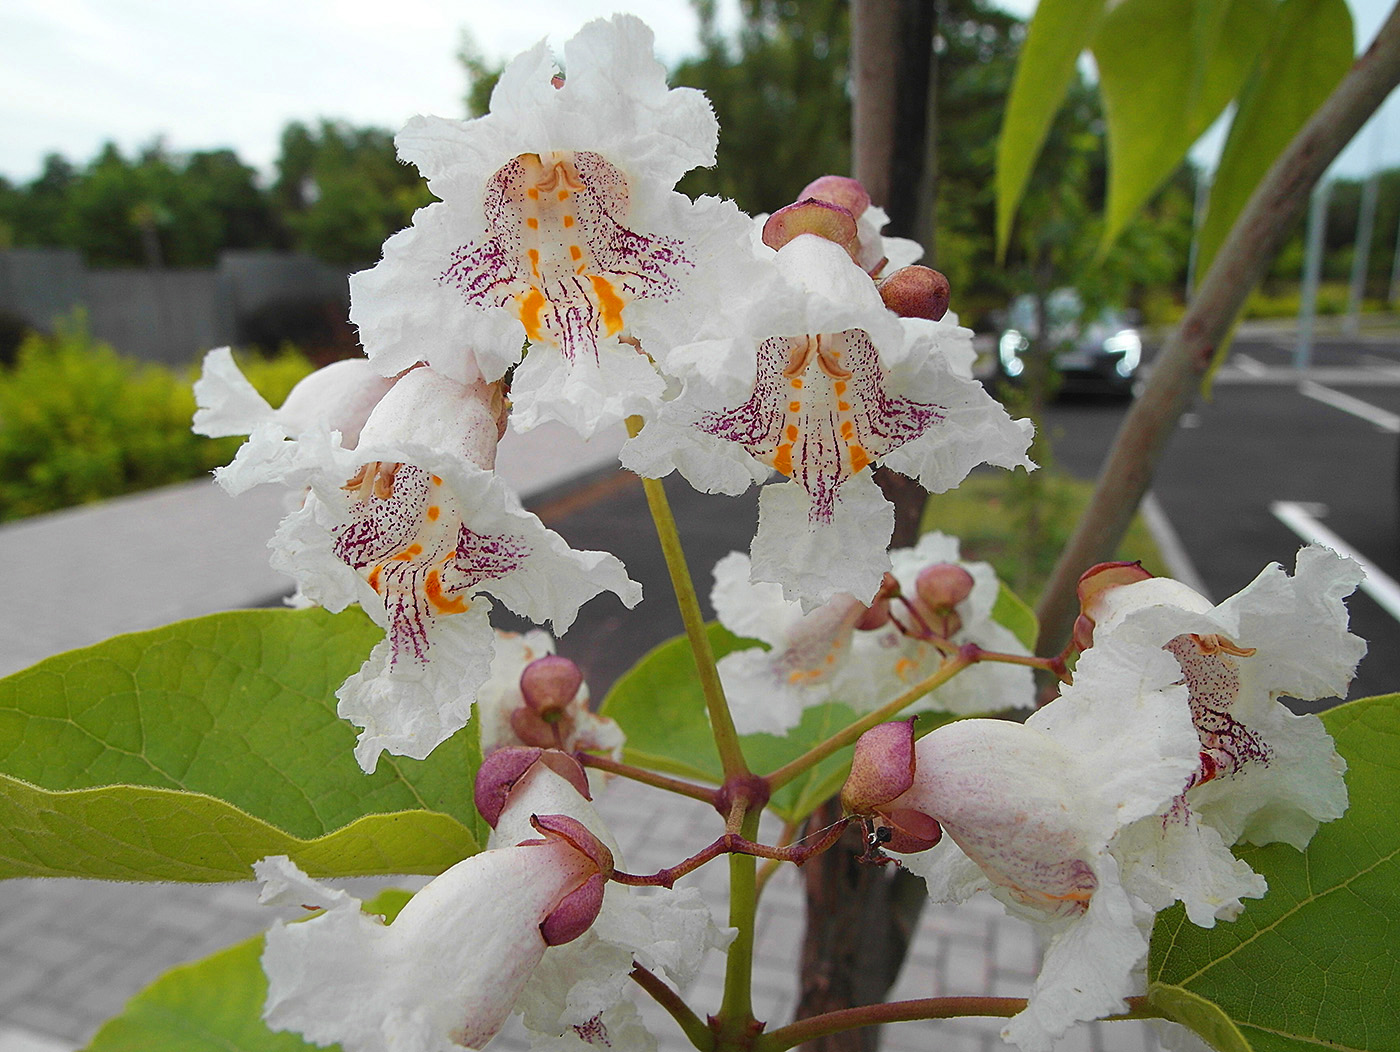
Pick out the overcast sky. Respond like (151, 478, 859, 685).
(1, 0, 1396, 186)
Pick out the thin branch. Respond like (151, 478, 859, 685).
(765, 650, 976, 792)
(611, 822, 851, 888)
(625, 416, 750, 780)
(631, 965, 714, 1052)
(757, 995, 1158, 1052)
(1035, 1, 1400, 655)
(575, 752, 719, 805)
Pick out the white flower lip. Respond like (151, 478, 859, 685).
(624, 236, 1034, 607)
(348, 14, 759, 435)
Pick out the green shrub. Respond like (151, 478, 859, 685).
(0, 316, 313, 521)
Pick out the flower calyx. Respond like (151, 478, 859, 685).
(512, 654, 587, 747)
(475, 746, 592, 827)
(1073, 560, 1154, 651)
(877, 265, 951, 321)
(525, 813, 616, 945)
(840, 720, 943, 857)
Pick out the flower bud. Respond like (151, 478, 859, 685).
(474, 747, 591, 827)
(761, 198, 859, 255)
(1073, 561, 1153, 650)
(877, 266, 951, 321)
(797, 175, 872, 218)
(520, 655, 585, 714)
(854, 598, 891, 631)
(915, 563, 975, 609)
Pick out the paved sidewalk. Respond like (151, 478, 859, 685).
(0, 419, 1169, 1052)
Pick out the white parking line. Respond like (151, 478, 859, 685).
(1140, 492, 1211, 599)
(1297, 380, 1400, 432)
(1271, 500, 1400, 622)
(1233, 353, 1268, 376)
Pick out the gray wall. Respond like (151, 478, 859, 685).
(0, 248, 357, 365)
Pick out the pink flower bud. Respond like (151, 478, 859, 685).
(877, 266, 951, 321)
(761, 199, 859, 254)
(797, 175, 872, 218)
(1074, 561, 1153, 650)
(915, 563, 975, 609)
(854, 598, 891, 631)
(841, 719, 917, 814)
(520, 655, 584, 714)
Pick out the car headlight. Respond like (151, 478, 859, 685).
(999, 330, 1027, 377)
(1103, 330, 1141, 377)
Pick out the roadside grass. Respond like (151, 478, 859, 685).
(921, 469, 1168, 606)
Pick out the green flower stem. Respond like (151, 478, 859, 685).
(715, 807, 763, 1048)
(765, 650, 976, 792)
(575, 752, 720, 805)
(631, 965, 714, 1052)
(626, 416, 749, 781)
(755, 995, 1160, 1052)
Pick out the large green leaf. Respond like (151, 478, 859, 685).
(0, 608, 487, 881)
(995, 0, 1109, 257)
(82, 889, 414, 1052)
(1195, 0, 1353, 297)
(1092, 0, 1271, 250)
(1148, 693, 1400, 1052)
(599, 624, 958, 824)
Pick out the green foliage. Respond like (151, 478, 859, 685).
(672, 0, 851, 214)
(0, 608, 486, 881)
(993, 0, 1107, 258)
(0, 318, 311, 521)
(82, 890, 413, 1052)
(273, 121, 433, 266)
(1093, 0, 1270, 250)
(1196, 0, 1354, 294)
(1149, 693, 1400, 1052)
(921, 470, 1169, 602)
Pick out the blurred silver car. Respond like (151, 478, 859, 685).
(997, 289, 1141, 397)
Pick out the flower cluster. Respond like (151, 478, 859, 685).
(841, 545, 1365, 1051)
(186, 13, 1365, 1052)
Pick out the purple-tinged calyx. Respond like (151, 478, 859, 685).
(911, 563, 975, 639)
(1073, 560, 1154, 650)
(474, 747, 591, 827)
(842, 720, 917, 813)
(527, 813, 615, 946)
(762, 199, 859, 256)
(877, 266, 950, 321)
(797, 175, 872, 218)
(842, 721, 943, 854)
(520, 655, 585, 714)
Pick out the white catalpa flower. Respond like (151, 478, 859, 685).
(193, 347, 398, 485)
(480, 751, 733, 1052)
(622, 234, 1033, 607)
(475, 629, 624, 764)
(201, 360, 640, 771)
(349, 14, 760, 437)
(711, 532, 1034, 734)
(1081, 546, 1364, 921)
(256, 806, 614, 1052)
(841, 636, 1204, 1052)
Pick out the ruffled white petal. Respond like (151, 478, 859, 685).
(257, 846, 596, 1052)
(338, 603, 496, 771)
(1001, 858, 1153, 1052)
(1113, 808, 1266, 926)
(750, 473, 894, 608)
(509, 340, 666, 438)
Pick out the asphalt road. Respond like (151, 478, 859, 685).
(1044, 328, 1400, 708)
